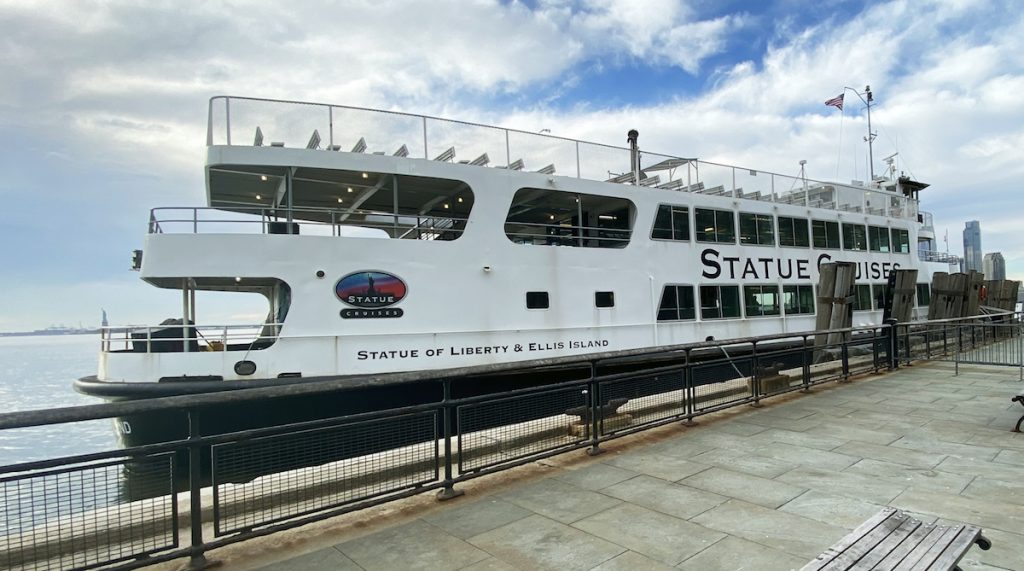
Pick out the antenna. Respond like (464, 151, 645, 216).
(844, 84, 878, 179)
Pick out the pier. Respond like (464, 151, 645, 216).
(2, 317, 1021, 570)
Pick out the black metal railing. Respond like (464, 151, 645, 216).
(1, 315, 1018, 571)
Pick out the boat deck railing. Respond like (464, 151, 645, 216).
(101, 323, 282, 354)
(148, 206, 468, 239)
(919, 249, 962, 264)
(207, 96, 918, 220)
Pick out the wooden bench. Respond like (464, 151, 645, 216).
(801, 507, 990, 571)
(1013, 394, 1024, 432)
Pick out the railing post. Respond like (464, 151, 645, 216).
(225, 97, 231, 146)
(575, 141, 581, 178)
(437, 379, 464, 501)
(682, 348, 698, 425)
(422, 117, 428, 159)
(801, 335, 812, 391)
(750, 341, 762, 407)
(840, 337, 851, 381)
(186, 410, 211, 570)
(902, 322, 913, 366)
(885, 318, 899, 370)
(586, 361, 604, 456)
(872, 327, 881, 373)
(955, 326, 962, 376)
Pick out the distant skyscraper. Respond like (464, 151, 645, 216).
(963, 221, 982, 272)
(983, 252, 1006, 280)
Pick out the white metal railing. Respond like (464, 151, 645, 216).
(101, 323, 280, 353)
(148, 206, 468, 239)
(206, 96, 918, 220)
(919, 250, 961, 264)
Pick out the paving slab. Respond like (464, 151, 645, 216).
(891, 487, 1024, 535)
(468, 514, 625, 571)
(961, 476, 1024, 506)
(797, 421, 902, 446)
(421, 497, 532, 540)
(254, 547, 361, 571)
(686, 448, 798, 478)
(499, 478, 621, 524)
(679, 467, 805, 509)
(602, 449, 711, 481)
(777, 489, 886, 529)
(888, 435, 1002, 461)
(599, 474, 727, 519)
(460, 558, 519, 571)
(992, 448, 1024, 466)
(709, 420, 770, 436)
(675, 534, 807, 571)
(775, 466, 905, 504)
(747, 428, 846, 451)
(691, 499, 847, 559)
(749, 441, 858, 471)
(936, 455, 1024, 484)
(553, 463, 639, 491)
(830, 440, 946, 469)
(842, 458, 972, 495)
(335, 519, 490, 571)
(572, 503, 725, 566)
(590, 550, 675, 571)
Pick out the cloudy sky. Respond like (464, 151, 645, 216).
(1, 0, 1022, 331)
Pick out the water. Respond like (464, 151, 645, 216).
(0, 335, 118, 465)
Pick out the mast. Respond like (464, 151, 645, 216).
(845, 85, 877, 179)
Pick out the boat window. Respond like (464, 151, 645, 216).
(812, 220, 841, 249)
(700, 285, 741, 319)
(868, 226, 891, 252)
(744, 285, 780, 317)
(657, 285, 696, 321)
(207, 169, 474, 241)
(783, 285, 815, 315)
(891, 229, 910, 253)
(779, 217, 810, 248)
(652, 204, 690, 241)
(916, 283, 931, 306)
(526, 291, 550, 309)
(872, 283, 889, 310)
(595, 291, 615, 308)
(842, 223, 868, 251)
(852, 284, 873, 311)
(505, 188, 634, 248)
(695, 208, 735, 244)
(739, 213, 775, 246)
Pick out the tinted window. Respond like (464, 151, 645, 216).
(779, 217, 810, 248)
(842, 224, 867, 251)
(657, 285, 696, 321)
(695, 208, 735, 243)
(652, 205, 690, 241)
(739, 213, 775, 246)
(868, 226, 891, 252)
(783, 285, 815, 315)
(744, 285, 781, 317)
(891, 229, 910, 253)
(916, 283, 930, 306)
(700, 285, 741, 319)
(853, 284, 872, 310)
(595, 291, 615, 308)
(526, 291, 549, 309)
(812, 220, 840, 249)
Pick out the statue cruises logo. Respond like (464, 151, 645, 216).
(336, 271, 407, 319)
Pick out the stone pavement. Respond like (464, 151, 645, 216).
(209, 361, 1024, 570)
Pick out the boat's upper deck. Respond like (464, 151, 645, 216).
(204, 96, 922, 223)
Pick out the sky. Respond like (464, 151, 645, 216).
(1, 0, 1022, 331)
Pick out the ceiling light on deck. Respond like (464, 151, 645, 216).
(362, 172, 368, 179)
(599, 215, 617, 220)
(235, 277, 242, 282)
(337, 197, 343, 203)
(347, 187, 354, 193)
(443, 203, 449, 209)
(549, 214, 555, 220)
(457, 197, 463, 203)
(260, 175, 268, 181)
(256, 194, 262, 200)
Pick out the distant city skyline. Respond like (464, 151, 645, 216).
(984, 252, 1007, 281)
(963, 221, 982, 273)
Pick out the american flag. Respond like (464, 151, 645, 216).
(824, 93, 844, 110)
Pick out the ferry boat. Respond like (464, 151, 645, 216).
(75, 95, 959, 443)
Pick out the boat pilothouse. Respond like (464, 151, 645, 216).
(77, 95, 957, 401)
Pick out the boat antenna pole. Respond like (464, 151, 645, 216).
(627, 129, 641, 183)
(844, 85, 876, 179)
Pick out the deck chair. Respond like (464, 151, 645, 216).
(306, 130, 321, 150)
(351, 137, 367, 153)
(393, 144, 409, 157)
(254, 127, 264, 147)
(536, 164, 555, 175)
(434, 147, 456, 162)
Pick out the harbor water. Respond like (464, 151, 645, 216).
(0, 334, 117, 464)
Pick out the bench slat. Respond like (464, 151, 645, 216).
(891, 525, 958, 570)
(819, 512, 911, 571)
(801, 508, 899, 571)
(926, 526, 983, 570)
(848, 516, 923, 569)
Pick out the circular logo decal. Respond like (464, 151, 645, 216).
(335, 271, 408, 308)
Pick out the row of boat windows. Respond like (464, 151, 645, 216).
(653, 205, 911, 252)
(523, 283, 933, 319)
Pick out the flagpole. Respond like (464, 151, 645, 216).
(844, 85, 876, 179)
